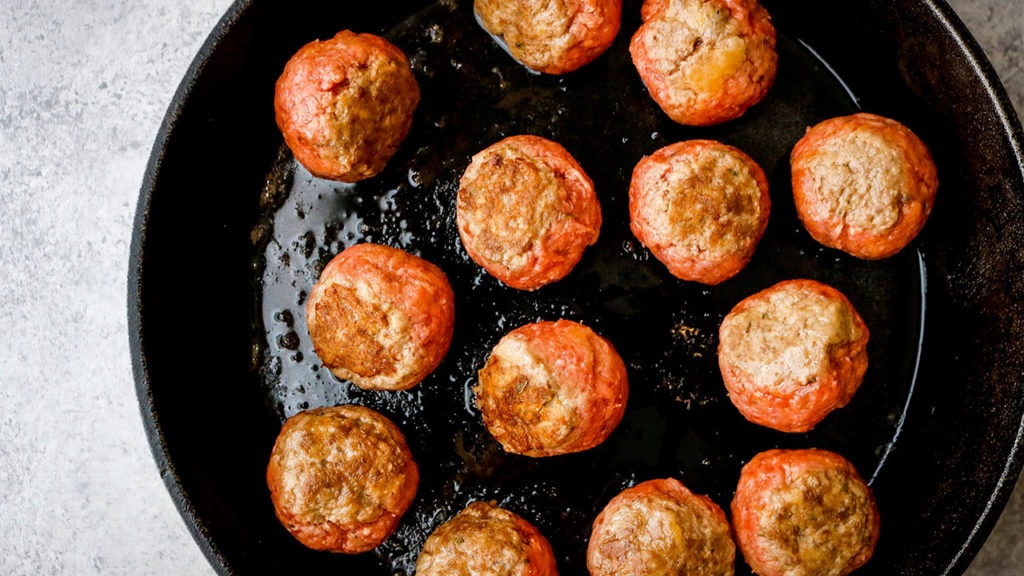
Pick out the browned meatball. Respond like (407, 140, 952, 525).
(265, 405, 419, 553)
(717, 279, 870, 433)
(731, 449, 880, 576)
(475, 0, 622, 74)
(457, 135, 602, 291)
(274, 30, 420, 182)
(475, 319, 629, 457)
(629, 139, 771, 285)
(588, 478, 736, 576)
(630, 0, 777, 126)
(305, 243, 455, 391)
(415, 500, 558, 575)
(790, 112, 939, 259)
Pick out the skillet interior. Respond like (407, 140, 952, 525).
(129, 0, 1024, 574)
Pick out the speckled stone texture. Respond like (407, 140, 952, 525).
(0, 1, 1020, 575)
(953, 0, 1024, 117)
(0, 2, 232, 575)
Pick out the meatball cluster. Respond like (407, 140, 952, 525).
(415, 500, 559, 576)
(718, 279, 870, 433)
(305, 243, 455, 392)
(266, 405, 419, 553)
(732, 449, 880, 576)
(630, 0, 778, 126)
(258, 6, 935, 573)
(475, 0, 622, 74)
(791, 112, 939, 259)
(588, 478, 736, 576)
(457, 135, 602, 291)
(474, 319, 629, 457)
(274, 30, 419, 182)
(629, 139, 771, 284)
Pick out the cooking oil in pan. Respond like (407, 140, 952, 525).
(251, 1, 926, 573)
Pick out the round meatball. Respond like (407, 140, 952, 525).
(629, 139, 770, 285)
(587, 478, 736, 576)
(731, 449, 880, 576)
(629, 0, 777, 126)
(305, 243, 455, 391)
(457, 135, 602, 291)
(266, 405, 419, 553)
(415, 500, 558, 576)
(717, 279, 869, 433)
(274, 30, 420, 182)
(474, 319, 629, 457)
(475, 0, 622, 74)
(790, 112, 939, 259)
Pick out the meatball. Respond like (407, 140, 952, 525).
(265, 405, 419, 553)
(629, 139, 770, 285)
(457, 135, 602, 291)
(587, 478, 736, 576)
(274, 30, 420, 182)
(731, 449, 880, 576)
(790, 112, 939, 259)
(475, 0, 622, 74)
(474, 319, 628, 457)
(629, 0, 777, 126)
(717, 279, 869, 433)
(415, 500, 558, 576)
(305, 243, 455, 391)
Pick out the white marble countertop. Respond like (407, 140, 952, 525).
(0, 1, 1021, 574)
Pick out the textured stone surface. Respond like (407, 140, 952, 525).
(952, 0, 1024, 117)
(0, 1, 1019, 575)
(0, 2, 232, 575)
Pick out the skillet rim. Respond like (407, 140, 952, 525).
(128, 2, 252, 572)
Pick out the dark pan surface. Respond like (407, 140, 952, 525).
(129, 1, 1024, 574)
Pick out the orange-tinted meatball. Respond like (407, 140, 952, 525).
(629, 0, 777, 126)
(629, 139, 770, 284)
(305, 243, 455, 391)
(474, 319, 628, 457)
(274, 30, 419, 182)
(457, 135, 602, 291)
(266, 405, 419, 553)
(475, 0, 622, 74)
(731, 449, 880, 576)
(415, 500, 558, 576)
(588, 478, 736, 576)
(717, 279, 870, 433)
(790, 112, 939, 259)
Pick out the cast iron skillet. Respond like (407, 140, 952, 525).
(129, 0, 1024, 574)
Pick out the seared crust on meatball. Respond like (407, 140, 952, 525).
(415, 500, 558, 576)
(474, 319, 628, 457)
(266, 405, 419, 553)
(475, 0, 622, 74)
(630, 0, 777, 126)
(274, 30, 420, 182)
(588, 478, 736, 576)
(629, 139, 770, 284)
(717, 279, 869, 432)
(731, 449, 880, 576)
(305, 243, 455, 391)
(457, 135, 602, 291)
(790, 112, 939, 259)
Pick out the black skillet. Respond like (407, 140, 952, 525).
(129, 0, 1024, 574)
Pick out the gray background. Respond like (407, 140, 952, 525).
(0, 1, 1021, 574)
